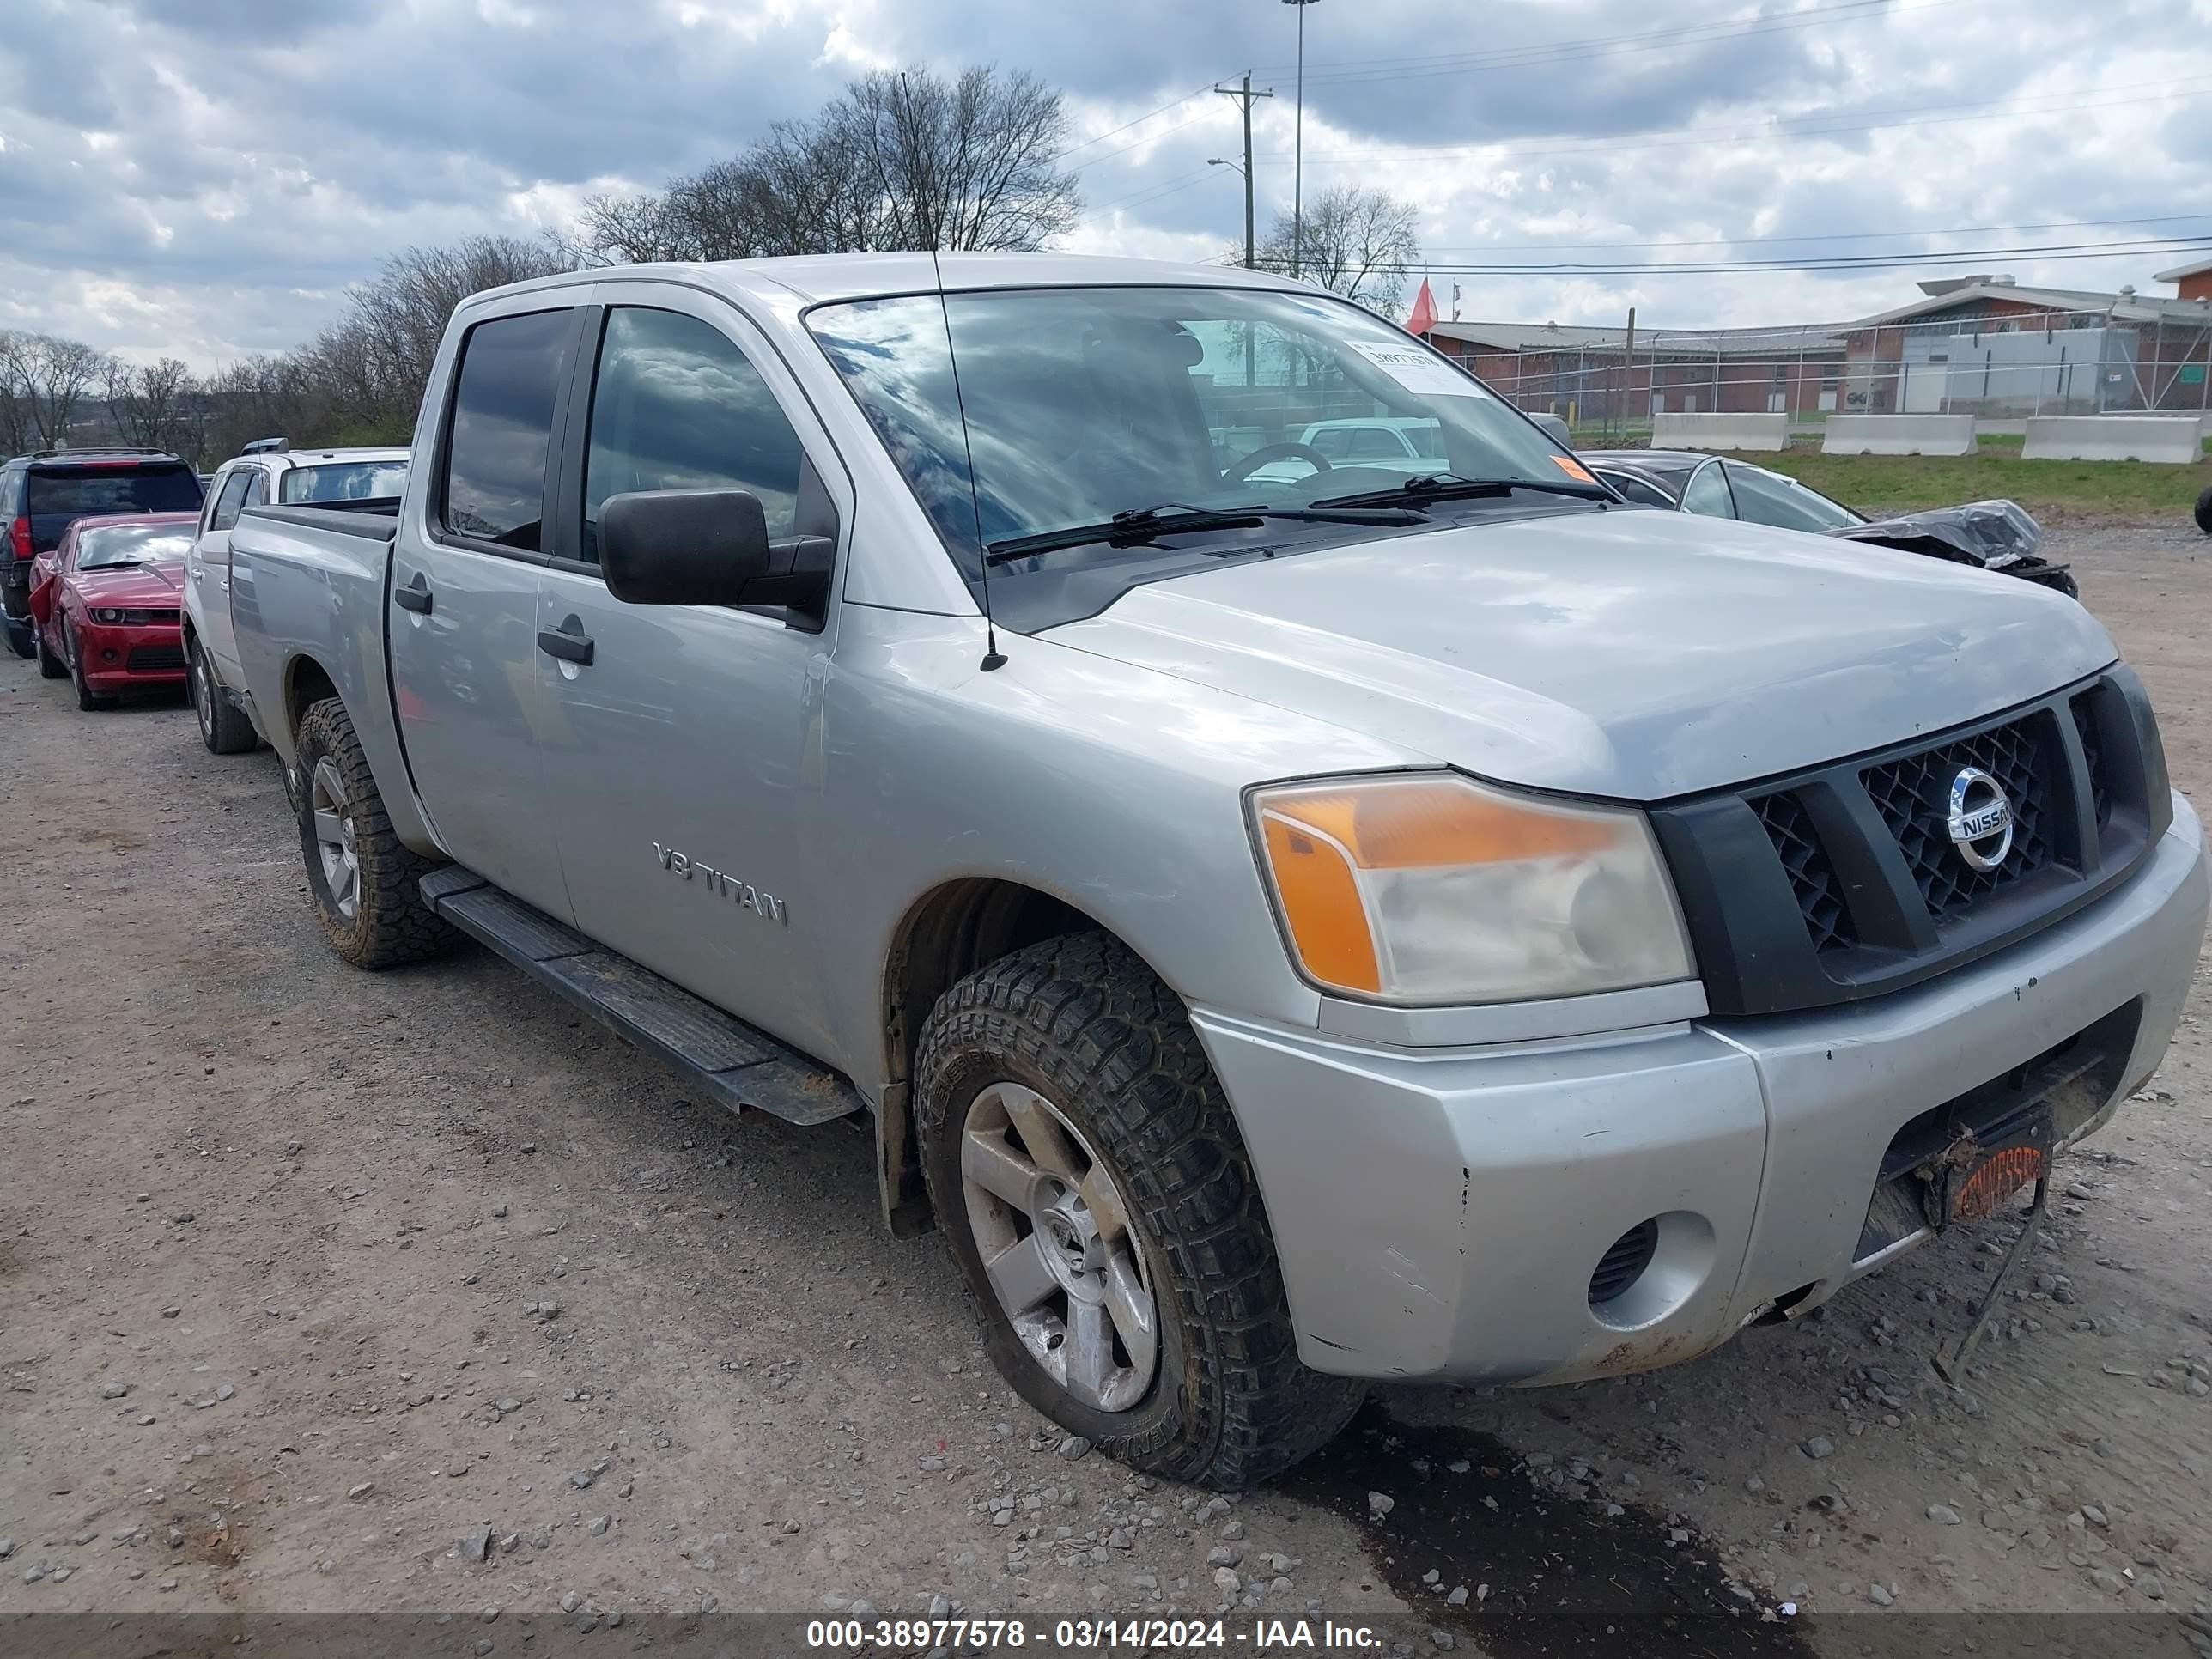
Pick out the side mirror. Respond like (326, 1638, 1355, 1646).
(601, 489, 772, 606)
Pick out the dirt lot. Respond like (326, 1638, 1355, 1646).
(3, 519, 2210, 1650)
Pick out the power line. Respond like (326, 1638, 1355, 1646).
(1419, 213, 2212, 254)
(1056, 84, 1215, 160)
(1259, 76, 2212, 165)
(1396, 236, 2212, 277)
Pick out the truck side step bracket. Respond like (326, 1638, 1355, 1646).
(421, 869, 862, 1128)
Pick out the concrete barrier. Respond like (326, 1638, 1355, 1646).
(1650, 412, 1789, 453)
(1821, 415, 1977, 457)
(2021, 416, 2203, 464)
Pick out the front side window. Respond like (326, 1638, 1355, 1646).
(442, 308, 574, 552)
(1723, 463, 1861, 533)
(1678, 462, 1738, 520)
(580, 307, 805, 566)
(207, 469, 253, 532)
(807, 285, 1577, 585)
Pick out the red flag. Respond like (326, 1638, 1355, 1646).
(1406, 277, 1437, 336)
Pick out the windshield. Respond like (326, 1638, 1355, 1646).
(76, 526, 192, 569)
(281, 460, 409, 503)
(807, 285, 1582, 583)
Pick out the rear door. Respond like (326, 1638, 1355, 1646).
(531, 287, 847, 1054)
(190, 465, 257, 683)
(386, 301, 585, 920)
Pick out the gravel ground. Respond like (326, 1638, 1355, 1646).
(2, 518, 2209, 1650)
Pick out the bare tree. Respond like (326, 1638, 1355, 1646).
(102, 356, 202, 454)
(572, 64, 1079, 265)
(1255, 186, 1422, 315)
(0, 331, 111, 451)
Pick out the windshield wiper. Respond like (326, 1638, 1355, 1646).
(984, 501, 1425, 565)
(1309, 472, 1614, 510)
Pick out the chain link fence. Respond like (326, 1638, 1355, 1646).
(1429, 305, 2212, 447)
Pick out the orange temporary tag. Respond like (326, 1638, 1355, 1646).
(1551, 453, 1597, 483)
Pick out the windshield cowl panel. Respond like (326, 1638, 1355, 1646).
(807, 284, 1592, 631)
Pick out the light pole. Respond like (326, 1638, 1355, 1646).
(1207, 159, 1252, 268)
(1282, 0, 1318, 279)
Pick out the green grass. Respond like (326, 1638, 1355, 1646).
(1729, 447, 2212, 519)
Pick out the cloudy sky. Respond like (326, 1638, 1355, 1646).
(3, 0, 2209, 368)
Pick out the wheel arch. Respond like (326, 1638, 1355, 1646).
(875, 877, 1158, 1238)
(283, 651, 342, 743)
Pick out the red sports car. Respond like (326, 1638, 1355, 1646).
(27, 512, 198, 710)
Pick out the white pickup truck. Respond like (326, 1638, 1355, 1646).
(219, 253, 2207, 1487)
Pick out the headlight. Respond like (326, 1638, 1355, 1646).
(93, 607, 123, 623)
(1249, 772, 1695, 1004)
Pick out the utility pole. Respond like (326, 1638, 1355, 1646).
(1211, 74, 1273, 268)
(1283, 0, 1319, 277)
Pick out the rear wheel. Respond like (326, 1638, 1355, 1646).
(35, 620, 65, 679)
(65, 623, 114, 710)
(188, 639, 258, 753)
(293, 696, 458, 969)
(2195, 484, 2212, 537)
(916, 933, 1364, 1489)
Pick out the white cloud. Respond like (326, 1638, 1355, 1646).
(0, 0, 2205, 370)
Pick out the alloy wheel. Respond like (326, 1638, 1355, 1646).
(958, 1081, 1158, 1413)
(310, 757, 361, 920)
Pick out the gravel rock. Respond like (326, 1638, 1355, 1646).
(1057, 1436, 1092, 1462)
(1368, 1492, 1395, 1518)
(1802, 1437, 1837, 1461)
(1869, 1584, 1894, 1607)
(1212, 1567, 1241, 1594)
(586, 1516, 611, 1536)
(347, 1483, 373, 1499)
(1927, 1504, 1963, 1525)
(569, 1469, 595, 1490)
(1206, 1546, 1240, 1568)
(101, 1383, 129, 1400)
(459, 1527, 492, 1564)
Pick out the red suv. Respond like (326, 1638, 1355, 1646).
(2, 449, 205, 659)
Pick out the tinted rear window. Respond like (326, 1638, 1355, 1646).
(283, 460, 409, 504)
(442, 309, 574, 550)
(29, 466, 203, 518)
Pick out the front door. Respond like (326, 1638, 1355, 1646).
(386, 302, 584, 921)
(189, 465, 255, 684)
(532, 291, 845, 1058)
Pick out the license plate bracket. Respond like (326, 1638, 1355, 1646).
(1917, 1107, 2052, 1231)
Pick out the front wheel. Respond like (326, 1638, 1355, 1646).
(2195, 484, 2212, 537)
(916, 933, 1364, 1489)
(293, 696, 458, 969)
(189, 639, 258, 753)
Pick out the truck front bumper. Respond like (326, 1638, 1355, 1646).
(1193, 796, 2207, 1385)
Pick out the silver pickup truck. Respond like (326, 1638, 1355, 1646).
(225, 253, 2208, 1488)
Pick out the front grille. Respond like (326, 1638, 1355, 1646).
(1649, 669, 2165, 1018)
(1753, 792, 1854, 951)
(127, 643, 185, 672)
(1860, 715, 2052, 921)
(1589, 1220, 1658, 1306)
(2072, 692, 2112, 828)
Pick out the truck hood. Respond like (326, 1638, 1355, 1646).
(1042, 507, 2118, 800)
(70, 562, 185, 606)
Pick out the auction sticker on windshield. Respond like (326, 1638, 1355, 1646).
(1343, 339, 1484, 398)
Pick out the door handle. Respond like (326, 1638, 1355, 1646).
(394, 573, 434, 615)
(538, 619, 594, 665)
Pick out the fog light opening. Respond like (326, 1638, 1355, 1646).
(1589, 1218, 1660, 1309)
(101, 647, 119, 663)
(1588, 1210, 1718, 1332)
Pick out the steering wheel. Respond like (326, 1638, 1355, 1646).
(1224, 442, 1334, 485)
